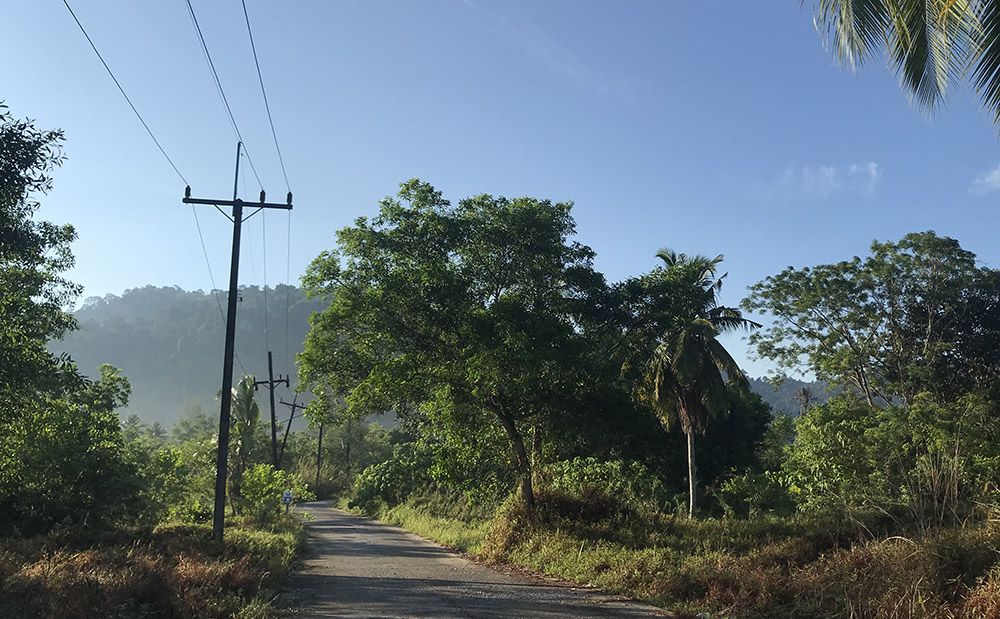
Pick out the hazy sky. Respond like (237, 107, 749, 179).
(4, 1, 1000, 377)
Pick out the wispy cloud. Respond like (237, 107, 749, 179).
(972, 163, 1000, 195)
(456, 0, 632, 95)
(757, 161, 882, 202)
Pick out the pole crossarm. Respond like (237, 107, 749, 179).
(182, 190, 293, 211)
(255, 376, 290, 390)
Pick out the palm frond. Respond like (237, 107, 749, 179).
(890, 0, 977, 110)
(973, 0, 1000, 122)
(815, 0, 892, 67)
(815, 0, 978, 111)
(708, 306, 761, 333)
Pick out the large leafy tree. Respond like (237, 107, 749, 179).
(0, 102, 78, 399)
(300, 180, 602, 510)
(743, 231, 1000, 406)
(810, 0, 1000, 122)
(637, 251, 757, 517)
(0, 103, 138, 533)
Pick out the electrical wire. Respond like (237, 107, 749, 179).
(241, 0, 291, 192)
(183, 0, 264, 190)
(64, 0, 251, 379)
(62, 0, 187, 185)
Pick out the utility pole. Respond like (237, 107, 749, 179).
(316, 422, 324, 489)
(182, 142, 293, 543)
(278, 395, 307, 468)
(255, 351, 289, 468)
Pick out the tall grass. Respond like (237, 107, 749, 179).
(0, 519, 305, 619)
(375, 489, 1000, 618)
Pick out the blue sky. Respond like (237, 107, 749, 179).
(4, 1, 1000, 377)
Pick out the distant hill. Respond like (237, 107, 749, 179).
(747, 376, 832, 416)
(54, 285, 327, 426)
(53, 285, 825, 426)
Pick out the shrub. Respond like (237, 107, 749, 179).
(716, 471, 795, 518)
(239, 464, 315, 526)
(546, 457, 670, 511)
(350, 443, 432, 514)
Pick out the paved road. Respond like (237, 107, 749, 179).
(287, 502, 670, 618)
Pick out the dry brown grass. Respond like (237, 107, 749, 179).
(386, 490, 1000, 618)
(0, 522, 303, 619)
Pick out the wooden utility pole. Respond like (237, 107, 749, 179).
(182, 142, 292, 543)
(316, 422, 324, 489)
(278, 395, 307, 468)
(255, 351, 289, 467)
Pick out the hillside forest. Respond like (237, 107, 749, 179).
(5, 105, 1000, 618)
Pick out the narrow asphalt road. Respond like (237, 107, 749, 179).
(286, 502, 670, 618)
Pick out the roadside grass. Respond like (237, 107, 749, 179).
(0, 516, 306, 619)
(375, 490, 1000, 618)
(380, 503, 490, 553)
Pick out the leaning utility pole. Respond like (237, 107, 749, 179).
(278, 395, 307, 468)
(255, 351, 289, 468)
(182, 142, 292, 543)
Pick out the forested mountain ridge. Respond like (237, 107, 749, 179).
(54, 286, 817, 426)
(54, 285, 327, 425)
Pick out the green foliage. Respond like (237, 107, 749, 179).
(744, 231, 1000, 405)
(0, 103, 78, 401)
(0, 365, 143, 535)
(547, 457, 670, 510)
(785, 394, 1000, 524)
(350, 443, 433, 514)
(239, 464, 315, 526)
(716, 471, 794, 518)
(228, 375, 261, 512)
(301, 179, 607, 507)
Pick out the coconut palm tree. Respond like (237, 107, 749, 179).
(641, 251, 758, 518)
(811, 1, 1000, 122)
(228, 375, 260, 513)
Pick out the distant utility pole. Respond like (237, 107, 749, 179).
(316, 422, 324, 489)
(278, 395, 307, 468)
(255, 351, 289, 468)
(183, 142, 292, 543)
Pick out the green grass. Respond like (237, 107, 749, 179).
(380, 503, 490, 553)
(0, 518, 306, 619)
(375, 490, 1000, 618)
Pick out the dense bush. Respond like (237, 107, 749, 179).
(0, 366, 148, 535)
(239, 464, 315, 526)
(547, 457, 670, 510)
(350, 443, 432, 514)
(785, 394, 1000, 524)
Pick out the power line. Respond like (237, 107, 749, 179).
(241, 0, 291, 192)
(183, 0, 264, 189)
(62, 0, 187, 185)
(190, 205, 249, 377)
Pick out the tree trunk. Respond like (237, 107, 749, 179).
(686, 430, 697, 518)
(496, 409, 535, 511)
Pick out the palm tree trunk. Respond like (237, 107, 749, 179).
(687, 430, 697, 518)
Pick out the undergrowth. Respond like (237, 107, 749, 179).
(0, 516, 306, 619)
(374, 489, 1000, 618)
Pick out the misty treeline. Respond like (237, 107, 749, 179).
(59, 284, 326, 425)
